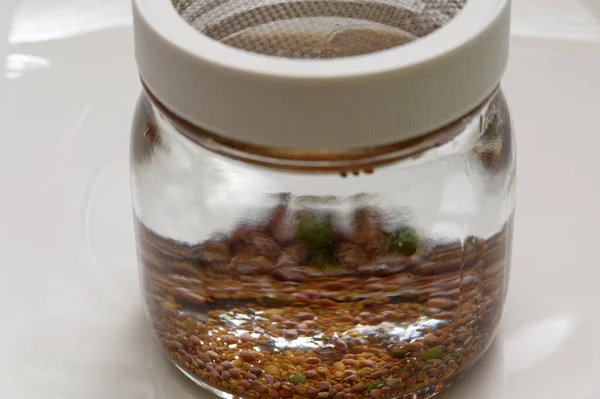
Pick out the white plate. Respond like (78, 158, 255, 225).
(1, 0, 599, 398)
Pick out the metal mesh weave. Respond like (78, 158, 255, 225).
(171, 0, 467, 58)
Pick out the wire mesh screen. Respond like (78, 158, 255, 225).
(171, 0, 467, 58)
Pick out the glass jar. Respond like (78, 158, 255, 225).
(131, 0, 514, 398)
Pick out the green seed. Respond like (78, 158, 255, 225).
(465, 236, 476, 245)
(443, 356, 459, 364)
(422, 347, 444, 361)
(391, 346, 411, 359)
(289, 374, 306, 384)
(296, 213, 335, 268)
(366, 381, 384, 393)
(390, 227, 420, 256)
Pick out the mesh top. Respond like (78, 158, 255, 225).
(171, 0, 467, 58)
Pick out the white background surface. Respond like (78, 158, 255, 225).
(1, 0, 599, 398)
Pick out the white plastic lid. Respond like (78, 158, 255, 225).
(133, 0, 511, 149)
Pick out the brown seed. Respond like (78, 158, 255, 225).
(295, 386, 307, 395)
(343, 359, 357, 366)
(321, 281, 348, 291)
(230, 254, 275, 275)
(297, 312, 316, 321)
(317, 298, 337, 307)
(240, 350, 256, 362)
(272, 314, 284, 322)
(250, 367, 263, 377)
(400, 371, 412, 381)
(240, 332, 255, 342)
(283, 329, 299, 340)
(334, 392, 346, 399)
(436, 311, 455, 319)
(291, 292, 310, 302)
(197, 353, 211, 363)
(221, 361, 233, 370)
(306, 357, 321, 365)
(462, 275, 478, 289)
(318, 393, 329, 398)
(236, 386, 245, 394)
(358, 359, 374, 368)
(206, 350, 219, 360)
(305, 370, 318, 378)
(411, 342, 424, 351)
(370, 389, 382, 399)
(370, 369, 389, 379)
(224, 335, 238, 345)
(306, 387, 319, 397)
(209, 370, 220, 380)
(406, 377, 416, 388)
(189, 335, 202, 346)
(268, 388, 279, 398)
(381, 311, 400, 321)
(334, 362, 345, 371)
(424, 334, 439, 345)
(166, 341, 182, 350)
(304, 290, 321, 299)
(427, 368, 441, 377)
(351, 383, 365, 392)
(239, 380, 251, 389)
(425, 308, 442, 317)
(333, 384, 344, 391)
(229, 368, 242, 378)
(221, 370, 231, 380)
(174, 288, 206, 305)
(431, 288, 460, 298)
(285, 321, 299, 328)
(416, 371, 426, 382)
(317, 382, 332, 392)
(425, 297, 457, 309)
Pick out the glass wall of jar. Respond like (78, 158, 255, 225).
(131, 87, 515, 399)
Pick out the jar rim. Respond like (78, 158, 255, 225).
(143, 84, 499, 173)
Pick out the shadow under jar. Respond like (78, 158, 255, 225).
(131, 0, 515, 398)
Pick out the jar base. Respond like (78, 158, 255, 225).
(168, 355, 461, 399)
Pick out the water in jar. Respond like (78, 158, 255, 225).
(131, 90, 515, 399)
